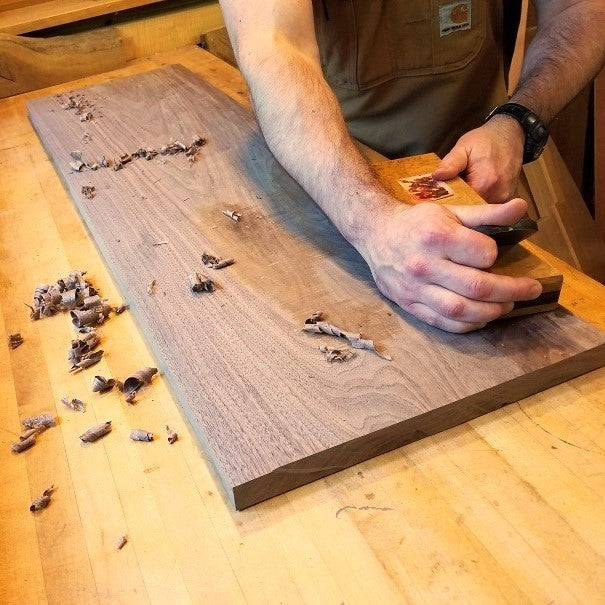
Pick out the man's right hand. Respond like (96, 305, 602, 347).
(360, 197, 543, 333)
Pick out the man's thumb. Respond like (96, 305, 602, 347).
(432, 146, 468, 180)
(448, 198, 528, 228)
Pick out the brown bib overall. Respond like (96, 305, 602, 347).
(313, 1, 508, 158)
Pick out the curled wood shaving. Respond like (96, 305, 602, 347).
(188, 272, 215, 293)
(83, 132, 91, 143)
(82, 295, 101, 309)
(70, 160, 85, 172)
(202, 252, 235, 270)
(222, 209, 241, 222)
(91, 375, 116, 393)
(122, 367, 157, 402)
(69, 332, 102, 366)
(8, 333, 23, 349)
(12, 433, 37, 453)
(147, 279, 156, 295)
(116, 535, 128, 550)
(61, 396, 85, 412)
(303, 312, 391, 361)
(79, 111, 93, 122)
(113, 303, 129, 314)
(319, 346, 356, 363)
(70, 150, 83, 161)
(166, 425, 178, 444)
(22, 413, 56, 430)
(30, 485, 54, 512)
(130, 429, 154, 442)
(80, 421, 112, 443)
(20, 427, 41, 441)
(70, 349, 104, 372)
(70, 308, 107, 328)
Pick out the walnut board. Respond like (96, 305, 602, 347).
(27, 64, 605, 509)
(372, 156, 563, 317)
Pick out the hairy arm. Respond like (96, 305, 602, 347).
(513, 0, 605, 122)
(220, 0, 540, 332)
(221, 0, 389, 251)
(434, 0, 605, 202)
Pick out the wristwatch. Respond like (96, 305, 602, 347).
(485, 102, 549, 164)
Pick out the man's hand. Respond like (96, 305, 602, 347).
(360, 197, 542, 333)
(432, 115, 525, 203)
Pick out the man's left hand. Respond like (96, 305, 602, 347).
(432, 115, 525, 203)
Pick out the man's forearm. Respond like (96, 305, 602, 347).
(512, 0, 605, 123)
(237, 40, 394, 255)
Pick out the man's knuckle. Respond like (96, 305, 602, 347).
(419, 226, 449, 248)
(441, 298, 465, 319)
(405, 255, 430, 278)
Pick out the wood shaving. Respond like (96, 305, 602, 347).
(30, 485, 54, 512)
(83, 132, 91, 143)
(70, 160, 85, 172)
(319, 346, 356, 363)
(81, 185, 95, 199)
(70, 307, 108, 328)
(70, 349, 104, 372)
(69, 331, 102, 365)
(188, 272, 215, 293)
(91, 375, 116, 393)
(61, 396, 85, 412)
(79, 111, 93, 121)
(130, 429, 154, 442)
(147, 279, 156, 295)
(303, 312, 391, 361)
(70, 150, 83, 161)
(22, 413, 55, 430)
(8, 333, 23, 349)
(80, 421, 112, 443)
(116, 535, 128, 550)
(222, 209, 241, 222)
(122, 367, 157, 402)
(12, 433, 37, 453)
(20, 427, 41, 441)
(202, 252, 235, 270)
(113, 303, 129, 314)
(166, 425, 178, 444)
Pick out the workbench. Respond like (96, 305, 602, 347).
(1, 45, 605, 604)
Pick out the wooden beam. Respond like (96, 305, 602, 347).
(0, 29, 125, 98)
(0, 0, 169, 35)
(0, 3, 224, 98)
(199, 25, 236, 68)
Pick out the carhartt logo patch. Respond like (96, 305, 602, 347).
(439, 1, 472, 36)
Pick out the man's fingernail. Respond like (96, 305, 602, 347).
(530, 283, 542, 298)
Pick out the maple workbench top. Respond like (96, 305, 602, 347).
(1, 45, 605, 604)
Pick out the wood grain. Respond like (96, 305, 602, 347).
(372, 156, 563, 317)
(27, 64, 605, 510)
